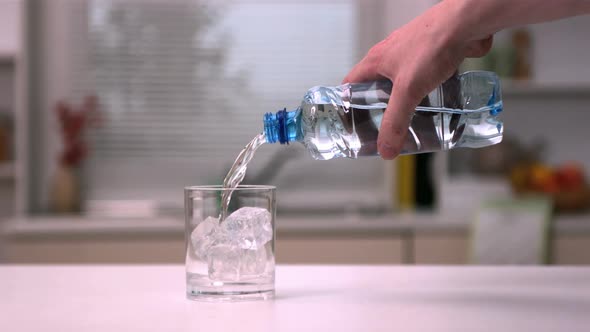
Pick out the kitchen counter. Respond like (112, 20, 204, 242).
(1, 265, 589, 331)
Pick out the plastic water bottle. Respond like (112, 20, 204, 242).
(263, 71, 503, 160)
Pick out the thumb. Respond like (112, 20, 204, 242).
(378, 78, 421, 159)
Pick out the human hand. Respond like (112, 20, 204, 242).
(342, 1, 493, 159)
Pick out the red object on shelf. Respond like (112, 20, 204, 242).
(54, 96, 101, 167)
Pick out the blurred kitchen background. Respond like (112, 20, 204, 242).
(0, 0, 589, 265)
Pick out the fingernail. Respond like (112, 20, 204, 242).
(379, 141, 395, 159)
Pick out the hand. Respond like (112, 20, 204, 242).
(342, 1, 493, 159)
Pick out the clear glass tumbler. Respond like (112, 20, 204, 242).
(185, 185, 276, 301)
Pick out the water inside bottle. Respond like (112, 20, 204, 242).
(299, 75, 503, 161)
(300, 101, 503, 160)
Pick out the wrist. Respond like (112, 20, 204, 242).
(428, 0, 473, 49)
(442, 0, 494, 42)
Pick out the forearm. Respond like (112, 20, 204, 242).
(449, 0, 590, 40)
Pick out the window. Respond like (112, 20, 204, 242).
(28, 0, 392, 215)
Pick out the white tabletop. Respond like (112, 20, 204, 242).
(1, 265, 589, 332)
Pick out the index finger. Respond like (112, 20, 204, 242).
(378, 78, 421, 159)
(342, 56, 383, 84)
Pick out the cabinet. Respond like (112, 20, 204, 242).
(4, 222, 590, 264)
(2, 233, 405, 264)
(276, 235, 404, 264)
(3, 236, 184, 263)
(413, 233, 469, 264)
(553, 235, 590, 265)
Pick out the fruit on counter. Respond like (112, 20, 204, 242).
(509, 161, 590, 212)
(555, 162, 585, 191)
(529, 163, 559, 194)
(510, 162, 587, 193)
(509, 164, 529, 193)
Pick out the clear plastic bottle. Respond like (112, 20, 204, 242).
(263, 71, 503, 160)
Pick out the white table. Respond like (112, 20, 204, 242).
(1, 265, 589, 331)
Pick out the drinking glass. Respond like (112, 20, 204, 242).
(185, 185, 275, 301)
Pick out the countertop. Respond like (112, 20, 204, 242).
(1, 265, 589, 331)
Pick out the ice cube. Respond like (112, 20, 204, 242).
(264, 243, 275, 267)
(207, 244, 241, 281)
(222, 207, 272, 250)
(208, 245, 268, 281)
(240, 246, 268, 276)
(202, 207, 273, 281)
(190, 216, 219, 259)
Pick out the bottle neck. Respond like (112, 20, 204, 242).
(263, 108, 301, 144)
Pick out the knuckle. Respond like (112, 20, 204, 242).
(394, 75, 424, 102)
(367, 48, 383, 72)
(392, 125, 407, 139)
(369, 40, 393, 77)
